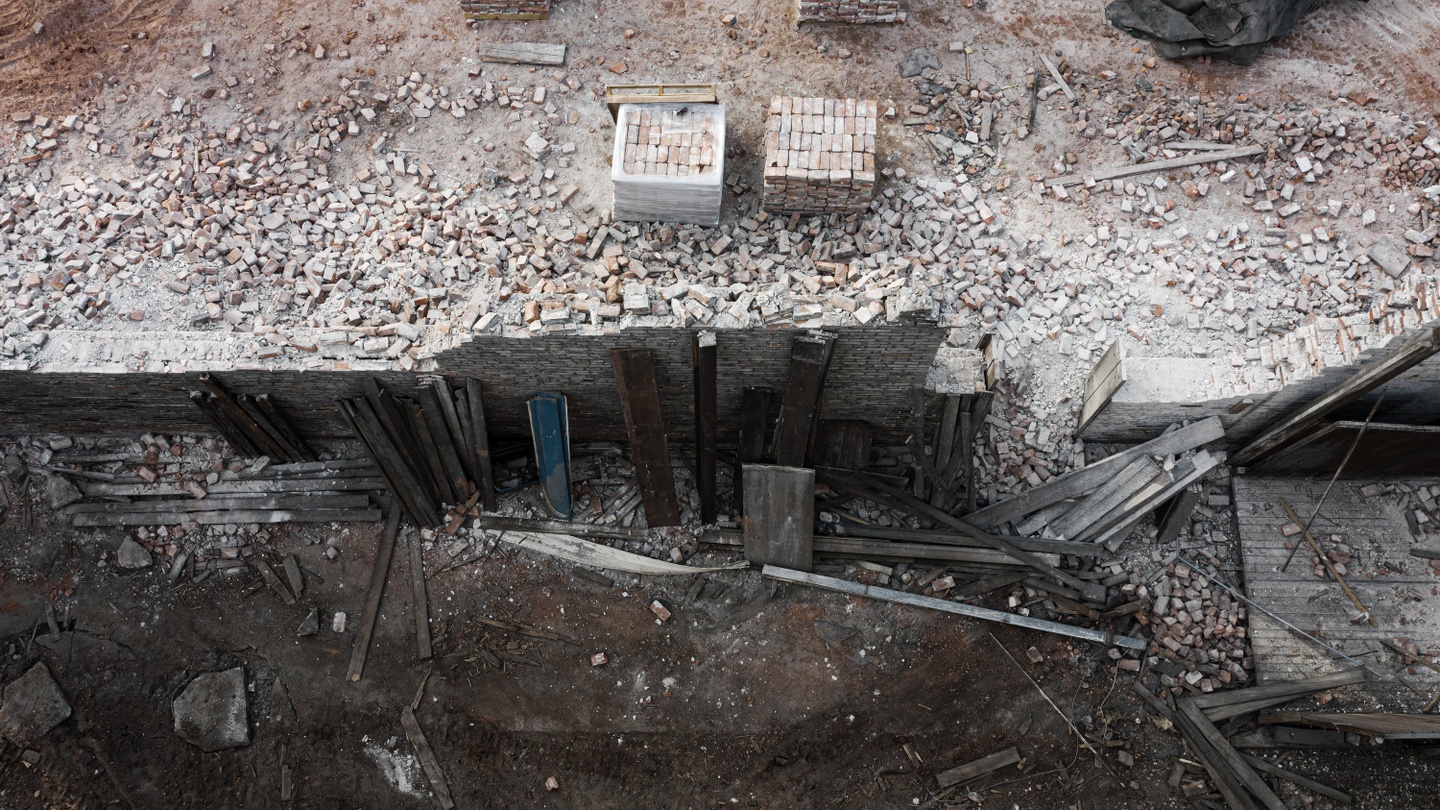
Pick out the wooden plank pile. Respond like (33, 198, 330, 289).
(611, 103, 725, 225)
(962, 417, 1226, 551)
(762, 97, 878, 215)
(1134, 669, 1365, 807)
(460, 0, 549, 21)
(337, 378, 495, 529)
(190, 374, 314, 463)
(796, 0, 899, 24)
(65, 459, 384, 527)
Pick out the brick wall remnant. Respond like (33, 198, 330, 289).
(459, 0, 550, 20)
(797, 0, 899, 24)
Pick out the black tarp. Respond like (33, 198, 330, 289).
(1105, 0, 1365, 64)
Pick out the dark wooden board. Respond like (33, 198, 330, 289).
(694, 335, 718, 524)
(743, 465, 815, 570)
(1249, 421, 1440, 478)
(771, 335, 834, 467)
(734, 387, 771, 513)
(612, 349, 681, 527)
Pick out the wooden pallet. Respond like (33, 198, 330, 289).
(605, 83, 717, 120)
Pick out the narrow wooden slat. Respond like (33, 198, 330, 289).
(400, 707, 456, 810)
(1239, 754, 1352, 804)
(1049, 145, 1266, 188)
(612, 348, 682, 527)
(254, 394, 315, 462)
(430, 379, 475, 485)
(771, 334, 834, 467)
(364, 379, 438, 507)
(189, 391, 259, 456)
(827, 524, 1099, 557)
(236, 394, 303, 462)
(693, 334, 718, 524)
(348, 507, 400, 682)
(345, 399, 440, 527)
(200, 374, 289, 459)
(414, 387, 470, 502)
(73, 508, 381, 527)
(936, 747, 1019, 788)
(1178, 700, 1289, 810)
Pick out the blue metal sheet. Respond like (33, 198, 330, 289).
(527, 392, 572, 520)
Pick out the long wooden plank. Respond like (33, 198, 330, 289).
(1191, 668, 1365, 711)
(1178, 700, 1289, 810)
(465, 380, 498, 513)
(1172, 701, 1265, 810)
(471, 515, 648, 541)
(1258, 711, 1440, 739)
(1251, 421, 1440, 478)
(400, 707, 456, 810)
(407, 530, 432, 661)
(966, 417, 1225, 529)
(826, 525, 1096, 557)
(1239, 754, 1352, 804)
(364, 380, 440, 508)
(236, 394, 303, 462)
(693, 333, 718, 524)
(734, 387, 771, 513)
(200, 374, 290, 460)
(344, 399, 440, 527)
(821, 470, 1105, 602)
(1154, 486, 1203, 546)
(1049, 145, 1266, 188)
(348, 508, 401, 683)
(612, 349, 681, 527)
(742, 465, 814, 570)
(430, 379, 474, 485)
(254, 394, 315, 462)
(1047, 457, 1158, 540)
(771, 334, 834, 467)
(936, 747, 1020, 788)
(74, 508, 382, 527)
(1078, 340, 1124, 434)
(413, 388, 469, 503)
(814, 535, 1057, 568)
(66, 494, 371, 513)
(1232, 326, 1440, 466)
(80, 478, 388, 497)
(764, 566, 1145, 649)
(476, 41, 565, 66)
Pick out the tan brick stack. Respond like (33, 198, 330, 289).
(797, 0, 899, 24)
(762, 97, 878, 215)
(619, 107, 719, 178)
(459, 0, 550, 20)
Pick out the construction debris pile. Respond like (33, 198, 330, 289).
(763, 97, 878, 215)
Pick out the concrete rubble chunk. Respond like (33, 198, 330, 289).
(0, 663, 72, 745)
(44, 474, 83, 510)
(173, 668, 250, 752)
(1368, 240, 1411, 278)
(898, 47, 940, 79)
(117, 537, 152, 569)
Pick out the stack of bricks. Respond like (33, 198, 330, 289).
(459, 0, 550, 20)
(797, 0, 899, 24)
(763, 97, 878, 215)
(620, 107, 718, 178)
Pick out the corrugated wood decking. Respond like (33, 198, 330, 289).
(1234, 476, 1440, 709)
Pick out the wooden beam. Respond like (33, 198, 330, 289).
(742, 465, 815, 570)
(1078, 340, 1124, 434)
(1048, 145, 1267, 188)
(965, 417, 1224, 530)
(414, 387, 470, 503)
(693, 333, 718, 524)
(771, 334, 834, 467)
(764, 566, 1145, 649)
(1178, 700, 1289, 810)
(71, 508, 380, 527)
(1154, 486, 1203, 546)
(476, 41, 565, 66)
(341, 399, 439, 527)
(254, 394, 315, 462)
(612, 349, 682, 527)
(826, 524, 1100, 557)
(200, 374, 289, 459)
(348, 507, 400, 682)
(430, 379, 474, 487)
(1232, 326, 1440, 466)
(734, 387, 771, 512)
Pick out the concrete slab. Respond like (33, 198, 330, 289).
(173, 667, 249, 752)
(0, 663, 72, 745)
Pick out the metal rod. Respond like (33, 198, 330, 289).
(1281, 389, 1387, 571)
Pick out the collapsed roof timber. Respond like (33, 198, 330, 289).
(1, 0, 1438, 807)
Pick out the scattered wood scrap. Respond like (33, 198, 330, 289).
(763, 566, 1145, 649)
(192, 374, 314, 463)
(476, 41, 566, 66)
(936, 746, 1020, 789)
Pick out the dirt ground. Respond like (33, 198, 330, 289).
(0, 467, 1437, 808)
(4, 0, 1440, 806)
